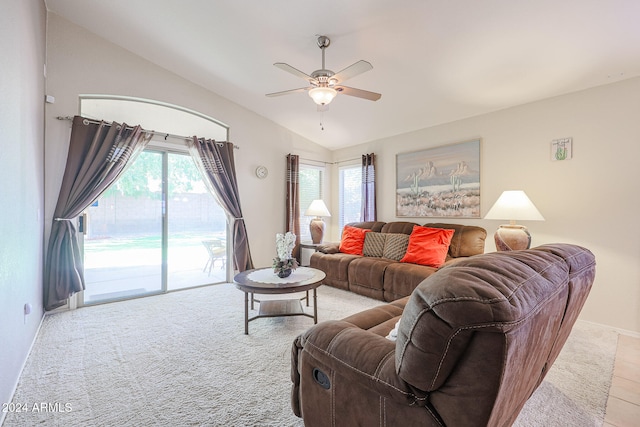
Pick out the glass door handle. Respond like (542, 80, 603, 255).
(78, 213, 88, 234)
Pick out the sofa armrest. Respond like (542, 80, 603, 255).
(292, 320, 428, 406)
(315, 242, 340, 254)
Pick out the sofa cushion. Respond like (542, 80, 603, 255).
(400, 226, 455, 267)
(425, 223, 487, 257)
(310, 251, 359, 291)
(341, 296, 409, 336)
(382, 262, 437, 302)
(380, 221, 419, 235)
(345, 221, 386, 232)
(382, 233, 410, 261)
(363, 232, 387, 257)
(339, 226, 371, 255)
(347, 257, 395, 300)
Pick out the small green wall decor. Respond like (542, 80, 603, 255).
(551, 138, 572, 161)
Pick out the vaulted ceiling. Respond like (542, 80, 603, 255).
(45, 0, 640, 149)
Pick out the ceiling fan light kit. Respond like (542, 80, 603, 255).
(267, 35, 381, 107)
(309, 86, 337, 105)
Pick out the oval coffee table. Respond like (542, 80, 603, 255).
(234, 267, 326, 334)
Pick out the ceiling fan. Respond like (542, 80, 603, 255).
(266, 35, 381, 108)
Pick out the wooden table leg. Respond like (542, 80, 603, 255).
(244, 291, 249, 335)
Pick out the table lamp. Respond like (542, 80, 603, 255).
(484, 190, 544, 251)
(305, 199, 331, 244)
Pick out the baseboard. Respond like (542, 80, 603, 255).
(577, 318, 640, 338)
(0, 313, 46, 427)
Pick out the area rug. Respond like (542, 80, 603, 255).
(4, 283, 617, 426)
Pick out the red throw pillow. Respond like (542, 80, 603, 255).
(400, 226, 455, 267)
(339, 226, 371, 255)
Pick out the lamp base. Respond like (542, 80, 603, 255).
(494, 224, 531, 251)
(309, 218, 325, 244)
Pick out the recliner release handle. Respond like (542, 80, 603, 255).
(312, 368, 331, 389)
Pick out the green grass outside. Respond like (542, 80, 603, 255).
(85, 232, 226, 253)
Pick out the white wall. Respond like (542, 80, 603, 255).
(44, 12, 332, 272)
(0, 0, 46, 414)
(330, 77, 640, 334)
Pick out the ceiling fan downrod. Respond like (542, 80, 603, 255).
(311, 35, 335, 87)
(317, 35, 330, 70)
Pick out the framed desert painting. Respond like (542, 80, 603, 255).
(396, 139, 481, 218)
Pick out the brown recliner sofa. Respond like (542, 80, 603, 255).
(292, 244, 595, 426)
(310, 221, 487, 302)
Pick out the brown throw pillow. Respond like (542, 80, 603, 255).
(363, 232, 386, 257)
(383, 233, 410, 261)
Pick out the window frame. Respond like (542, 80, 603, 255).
(298, 163, 326, 242)
(338, 162, 362, 235)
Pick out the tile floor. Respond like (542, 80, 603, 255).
(604, 334, 640, 426)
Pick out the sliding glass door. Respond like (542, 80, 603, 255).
(166, 152, 227, 290)
(82, 150, 227, 305)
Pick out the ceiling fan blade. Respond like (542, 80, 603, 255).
(332, 60, 373, 84)
(265, 87, 310, 97)
(335, 86, 381, 101)
(274, 63, 315, 83)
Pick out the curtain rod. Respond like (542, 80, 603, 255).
(55, 116, 239, 149)
(300, 156, 361, 165)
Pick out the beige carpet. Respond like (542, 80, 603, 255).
(4, 283, 617, 426)
(513, 320, 618, 426)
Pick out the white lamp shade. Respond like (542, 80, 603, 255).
(308, 87, 337, 105)
(305, 199, 331, 217)
(485, 191, 544, 221)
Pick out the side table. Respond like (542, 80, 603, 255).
(299, 241, 322, 267)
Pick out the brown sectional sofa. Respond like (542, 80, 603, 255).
(292, 243, 596, 426)
(310, 221, 487, 301)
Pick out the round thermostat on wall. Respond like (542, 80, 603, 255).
(255, 165, 268, 179)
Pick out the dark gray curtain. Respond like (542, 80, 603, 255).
(286, 154, 301, 261)
(44, 116, 152, 310)
(361, 153, 377, 221)
(188, 138, 254, 272)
